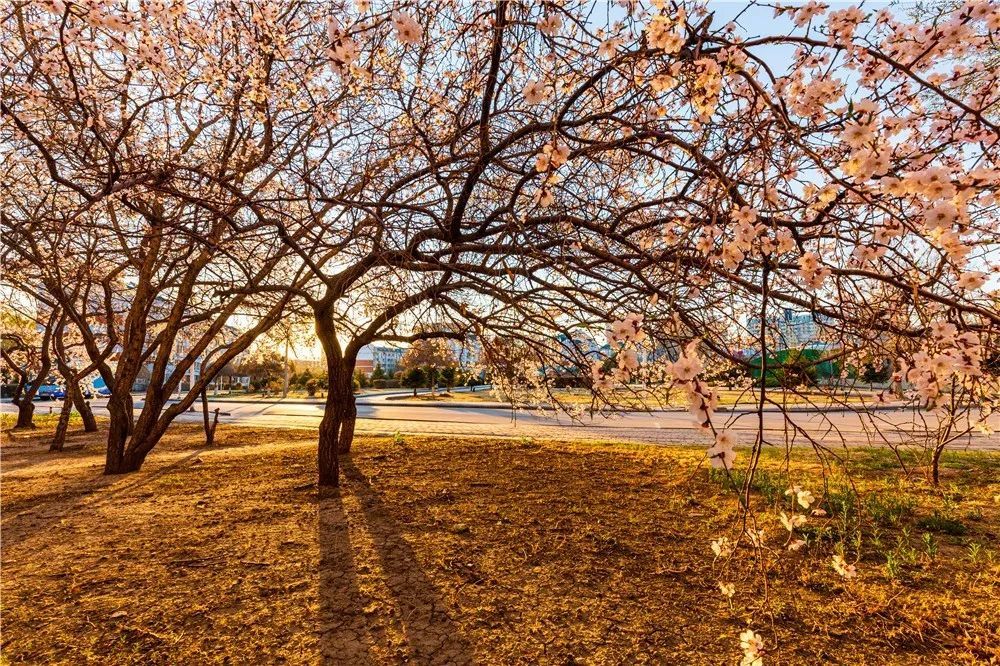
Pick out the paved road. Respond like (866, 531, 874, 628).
(6, 395, 998, 450)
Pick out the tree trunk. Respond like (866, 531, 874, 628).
(14, 398, 36, 429)
(931, 443, 945, 486)
(318, 406, 341, 487)
(201, 389, 219, 446)
(337, 392, 357, 455)
(106, 448, 149, 474)
(318, 368, 359, 486)
(104, 429, 155, 474)
(50, 394, 74, 452)
(71, 382, 98, 432)
(104, 391, 136, 474)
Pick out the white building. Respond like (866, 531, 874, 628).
(747, 308, 829, 350)
(355, 344, 406, 375)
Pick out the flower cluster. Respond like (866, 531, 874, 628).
(831, 554, 857, 579)
(645, 10, 685, 54)
(900, 323, 984, 405)
(778, 485, 816, 551)
(535, 142, 570, 173)
(707, 430, 737, 470)
(607, 313, 646, 346)
(690, 57, 723, 120)
(711, 536, 734, 558)
(592, 313, 648, 388)
(532, 140, 571, 208)
(392, 12, 422, 46)
(325, 17, 359, 73)
(797, 252, 832, 290)
(522, 79, 549, 105)
(536, 13, 562, 37)
(739, 629, 765, 666)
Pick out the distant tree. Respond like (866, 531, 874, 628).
(237, 351, 285, 392)
(440, 366, 457, 392)
(401, 340, 457, 396)
(862, 360, 892, 385)
(400, 339, 457, 372)
(50, 312, 101, 450)
(353, 369, 369, 389)
(0, 306, 57, 429)
(403, 367, 426, 397)
(371, 364, 386, 381)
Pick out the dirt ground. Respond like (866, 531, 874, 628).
(1, 420, 998, 665)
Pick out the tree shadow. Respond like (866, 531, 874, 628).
(317, 486, 379, 665)
(316, 459, 473, 665)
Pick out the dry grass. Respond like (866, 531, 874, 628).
(1, 419, 998, 665)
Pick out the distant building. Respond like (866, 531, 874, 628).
(356, 344, 405, 375)
(747, 308, 831, 350)
(448, 338, 481, 370)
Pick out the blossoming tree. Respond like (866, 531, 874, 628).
(3, 0, 999, 660)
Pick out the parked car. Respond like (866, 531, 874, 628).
(35, 384, 61, 400)
(97, 386, 112, 397)
(82, 388, 94, 399)
(54, 387, 67, 400)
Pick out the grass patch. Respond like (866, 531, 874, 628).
(916, 511, 968, 536)
(710, 467, 790, 504)
(1, 411, 90, 431)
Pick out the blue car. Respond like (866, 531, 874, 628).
(97, 386, 112, 397)
(35, 384, 61, 400)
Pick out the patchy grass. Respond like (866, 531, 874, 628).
(1, 411, 91, 431)
(1, 422, 997, 664)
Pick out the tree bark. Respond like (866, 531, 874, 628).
(9, 340, 52, 430)
(54, 337, 99, 433)
(318, 406, 341, 487)
(317, 365, 359, 485)
(104, 429, 156, 474)
(104, 390, 136, 474)
(50, 394, 74, 452)
(71, 383, 98, 432)
(337, 387, 357, 455)
(201, 389, 219, 446)
(14, 396, 35, 429)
